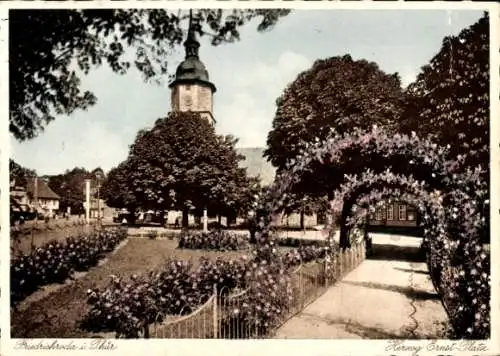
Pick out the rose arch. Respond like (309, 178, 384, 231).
(257, 127, 486, 248)
(254, 126, 489, 338)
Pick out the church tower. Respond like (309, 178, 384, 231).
(169, 11, 217, 125)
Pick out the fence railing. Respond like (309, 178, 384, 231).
(151, 292, 218, 339)
(148, 241, 366, 339)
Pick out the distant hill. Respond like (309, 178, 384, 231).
(236, 147, 276, 186)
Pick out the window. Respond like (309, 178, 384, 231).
(398, 205, 407, 220)
(376, 207, 384, 221)
(317, 212, 327, 225)
(387, 205, 394, 220)
(407, 208, 415, 221)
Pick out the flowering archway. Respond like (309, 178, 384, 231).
(259, 127, 486, 248)
(256, 126, 489, 338)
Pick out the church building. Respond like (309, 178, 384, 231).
(165, 11, 218, 227)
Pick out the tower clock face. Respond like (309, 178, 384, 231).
(183, 95, 193, 108)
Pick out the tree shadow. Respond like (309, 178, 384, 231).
(393, 267, 428, 275)
(341, 280, 440, 301)
(368, 243, 425, 263)
(298, 313, 407, 339)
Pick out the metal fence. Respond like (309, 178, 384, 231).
(150, 293, 218, 338)
(148, 241, 366, 339)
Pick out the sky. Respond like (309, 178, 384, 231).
(10, 9, 485, 176)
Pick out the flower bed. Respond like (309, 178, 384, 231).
(220, 259, 293, 338)
(282, 245, 329, 268)
(10, 227, 127, 306)
(82, 256, 250, 338)
(275, 237, 328, 248)
(177, 230, 249, 251)
(81, 239, 335, 338)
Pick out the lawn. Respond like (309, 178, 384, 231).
(10, 236, 249, 338)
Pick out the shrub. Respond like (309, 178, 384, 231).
(178, 230, 249, 251)
(225, 260, 293, 337)
(275, 237, 326, 248)
(10, 227, 127, 305)
(82, 256, 250, 338)
(282, 245, 328, 269)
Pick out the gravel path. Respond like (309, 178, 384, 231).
(274, 234, 448, 339)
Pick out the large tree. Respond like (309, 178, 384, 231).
(100, 159, 139, 216)
(264, 55, 405, 227)
(9, 9, 290, 141)
(46, 167, 102, 215)
(265, 54, 405, 173)
(401, 13, 489, 172)
(102, 111, 258, 227)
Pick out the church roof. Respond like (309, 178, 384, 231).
(169, 12, 216, 92)
(169, 57, 216, 92)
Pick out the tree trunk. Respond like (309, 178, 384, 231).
(339, 201, 352, 249)
(218, 215, 222, 225)
(182, 207, 189, 229)
(364, 215, 372, 257)
(300, 209, 305, 230)
(129, 208, 137, 225)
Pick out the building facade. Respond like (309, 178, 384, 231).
(369, 201, 418, 227)
(11, 177, 60, 217)
(25, 178, 60, 215)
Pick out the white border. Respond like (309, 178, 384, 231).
(1, 2, 499, 356)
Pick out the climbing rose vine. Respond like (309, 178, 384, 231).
(256, 126, 489, 338)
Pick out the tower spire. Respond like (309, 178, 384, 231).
(184, 9, 200, 59)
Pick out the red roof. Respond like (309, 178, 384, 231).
(25, 177, 60, 200)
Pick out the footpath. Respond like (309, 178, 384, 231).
(274, 234, 449, 339)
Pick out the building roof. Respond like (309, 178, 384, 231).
(25, 177, 60, 200)
(237, 147, 277, 186)
(168, 12, 216, 92)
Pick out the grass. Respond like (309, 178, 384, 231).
(10, 237, 248, 338)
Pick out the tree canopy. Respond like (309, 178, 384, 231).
(46, 167, 104, 214)
(9, 8, 290, 141)
(101, 111, 259, 226)
(401, 12, 489, 171)
(264, 54, 405, 172)
(100, 160, 138, 213)
(9, 159, 37, 187)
